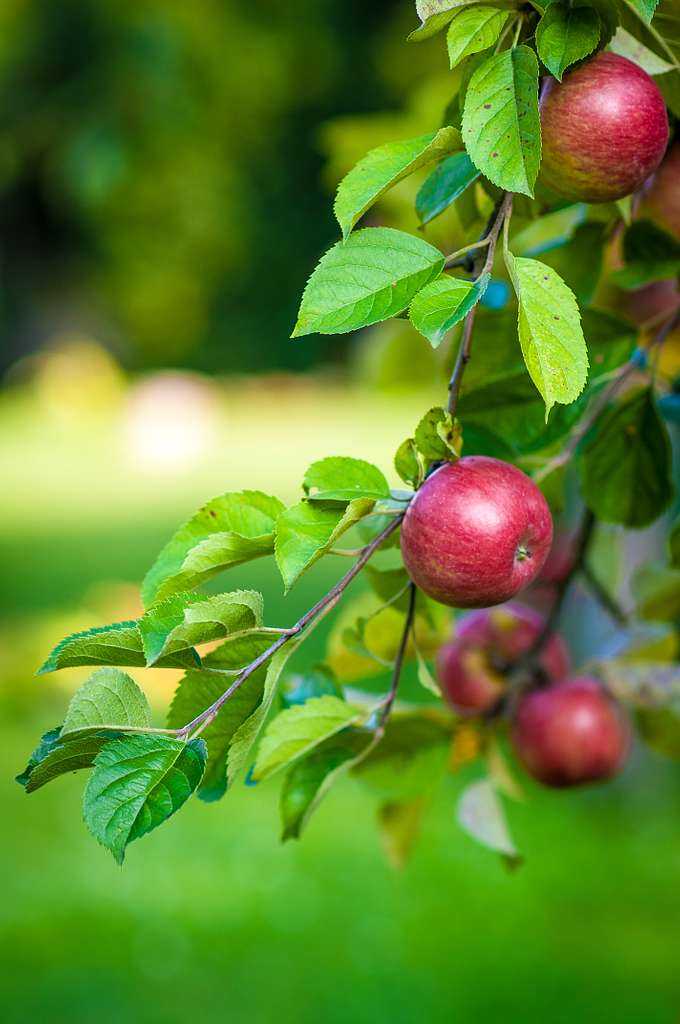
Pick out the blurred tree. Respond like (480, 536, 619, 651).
(0, 0, 432, 374)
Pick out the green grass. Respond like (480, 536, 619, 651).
(3, 384, 680, 1023)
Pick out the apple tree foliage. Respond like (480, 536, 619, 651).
(17, 0, 680, 866)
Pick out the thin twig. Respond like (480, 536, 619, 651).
(447, 193, 513, 416)
(175, 514, 404, 739)
(377, 582, 417, 730)
(580, 562, 629, 627)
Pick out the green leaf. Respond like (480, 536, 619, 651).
(505, 252, 588, 416)
(303, 456, 390, 503)
(537, 221, 608, 306)
(462, 46, 541, 197)
(227, 641, 301, 786)
(141, 491, 284, 607)
(62, 668, 151, 736)
(138, 590, 263, 666)
(16, 727, 63, 787)
(409, 273, 490, 347)
(281, 665, 341, 708)
(394, 438, 425, 488)
(292, 228, 445, 338)
(416, 152, 480, 225)
(633, 563, 680, 622)
(167, 631, 275, 802)
(21, 733, 111, 794)
(275, 498, 375, 592)
(280, 730, 372, 840)
(253, 695, 367, 781)
(414, 406, 463, 460)
(84, 734, 206, 863)
(447, 6, 509, 68)
(627, 0, 660, 24)
(378, 799, 426, 869)
(39, 620, 197, 674)
(353, 714, 451, 800)
(580, 389, 674, 528)
(457, 777, 518, 858)
(536, 3, 601, 81)
(610, 26, 675, 74)
(410, 0, 466, 41)
(334, 127, 461, 239)
(612, 220, 680, 290)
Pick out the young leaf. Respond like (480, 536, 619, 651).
(394, 438, 425, 488)
(141, 491, 284, 607)
(84, 734, 207, 863)
(280, 730, 372, 840)
(457, 777, 518, 857)
(409, 0, 464, 41)
(505, 252, 588, 416)
(20, 733, 112, 794)
(62, 668, 151, 736)
(253, 695, 367, 781)
(292, 228, 445, 338)
(334, 127, 461, 239)
(138, 590, 263, 666)
(39, 621, 197, 674)
(227, 641, 302, 786)
(275, 498, 375, 592)
(462, 46, 541, 197)
(414, 407, 462, 460)
(416, 151, 480, 225)
(167, 631, 274, 801)
(447, 7, 509, 69)
(303, 456, 390, 503)
(409, 273, 490, 347)
(580, 389, 674, 528)
(536, 3, 601, 81)
(378, 798, 426, 869)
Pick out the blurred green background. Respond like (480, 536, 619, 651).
(3, 2, 680, 1022)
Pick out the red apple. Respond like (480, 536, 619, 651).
(512, 677, 630, 788)
(400, 457, 553, 608)
(437, 603, 570, 714)
(540, 53, 668, 204)
(639, 141, 680, 239)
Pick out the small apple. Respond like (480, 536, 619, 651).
(539, 53, 668, 204)
(512, 677, 630, 788)
(437, 603, 570, 715)
(400, 457, 553, 608)
(638, 141, 680, 240)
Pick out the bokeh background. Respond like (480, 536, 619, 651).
(3, 2, 680, 1022)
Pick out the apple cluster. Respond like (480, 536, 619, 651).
(400, 459, 630, 788)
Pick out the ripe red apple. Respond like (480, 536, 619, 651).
(512, 677, 630, 788)
(437, 603, 570, 714)
(539, 53, 668, 203)
(639, 141, 680, 239)
(400, 457, 553, 608)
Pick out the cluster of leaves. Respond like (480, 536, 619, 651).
(17, 0, 680, 866)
